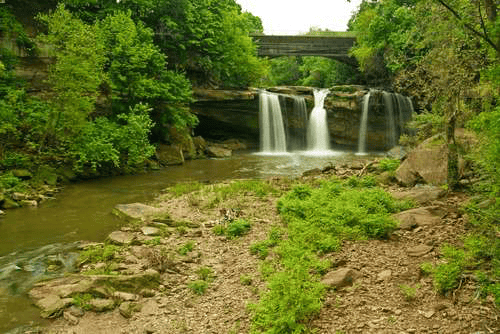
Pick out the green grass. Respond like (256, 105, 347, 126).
(378, 158, 400, 172)
(188, 280, 209, 295)
(212, 218, 251, 239)
(249, 176, 412, 333)
(165, 181, 204, 197)
(177, 241, 195, 255)
(78, 244, 120, 264)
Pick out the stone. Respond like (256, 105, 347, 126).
(141, 226, 161, 236)
(396, 135, 449, 186)
(21, 200, 38, 207)
(11, 192, 26, 201)
(35, 294, 72, 318)
(376, 269, 392, 282)
(386, 146, 407, 160)
(321, 267, 360, 289)
(156, 144, 184, 166)
(63, 310, 79, 325)
(206, 145, 232, 158)
(114, 203, 162, 221)
(302, 168, 322, 177)
(0, 209, 4, 215)
(119, 302, 134, 319)
(141, 299, 160, 315)
(2, 198, 20, 209)
(407, 244, 433, 257)
(11, 169, 33, 180)
(393, 207, 442, 230)
(67, 305, 85, 317)
(389, 186, 446, 205)
(108, 231, 135, 245)
(114, 291, 139, 301)
(89, 298, 115, 312)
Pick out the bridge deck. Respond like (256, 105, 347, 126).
(251, 34, 357, 66)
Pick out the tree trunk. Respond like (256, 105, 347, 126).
(446, 97, 459, 191)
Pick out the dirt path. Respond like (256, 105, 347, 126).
(36, 178, 498, 334)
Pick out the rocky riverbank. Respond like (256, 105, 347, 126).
(21, 153, 499, 334)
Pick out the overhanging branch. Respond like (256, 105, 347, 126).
(435, 0, 500, 53)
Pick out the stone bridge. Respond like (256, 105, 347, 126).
(251, 34, 357, 66)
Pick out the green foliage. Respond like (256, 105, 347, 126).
(399, 284, 419, 301)
(250, 178, 411, 333)
(0, 172, 21, 190)
(166, 182, 203, 197)
(72, 293, 94, 311)
(79, 244, 120, 264)
(188, 280, 208, 295)
(378, 158, 400, 172)
(226, 219, 251, 239)
(196, 266, 214, 282)
(71, 104, 155, 171)
(177, 240, 195, 255)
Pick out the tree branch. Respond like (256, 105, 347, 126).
(435, 0, 500, 53)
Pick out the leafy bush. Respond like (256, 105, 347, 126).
(378, 158, 400, 172)
(251, 178, 411, 332)
(226, 219, 251, 239)
(188, 280, 208, 295)
(177, 241, 195, 256)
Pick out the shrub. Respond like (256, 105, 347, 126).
(226, 219, 251, 238)
(177, 241, 195, 255)
(378, 158, 400, 172)
(188, 280, 208, 295)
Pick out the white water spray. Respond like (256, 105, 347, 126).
(259, 92, 287, 153)
(357, 91, 371, 154)
(307, 89, 330, 152)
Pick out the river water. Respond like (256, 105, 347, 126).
(0, 150, 374, 332)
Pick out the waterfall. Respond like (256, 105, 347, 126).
(357, 91, 371, 154)
(293, 95, 308, 150)
(383, 91, 397, 148)
(307, 89, 330, 151)
(259, 91, 287, 153)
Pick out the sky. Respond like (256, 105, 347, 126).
(235, 0, 363, 35)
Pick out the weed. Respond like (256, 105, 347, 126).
(250, 178, 411, 333)
(72, 293, 94, 310)
(166, 181, 203, 197)
(188, 280, 208, 295)
(399, 284, 420, 301)
(79, 244, 120, 265)
(250, 241, 270, 259)
(420, 262, 434, 276)
(378, 158, 400, 172)
(145, 247, 175, 273)
(197, 266, 214, 282)
(213, 219, 251, 239)
(226, 219, 251, 238)
(178, 241, 195, 255)
(433, 244, 465, 294)
(240, 274, 253, 286)
(387, 315, 397, 324)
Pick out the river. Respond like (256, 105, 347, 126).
(0, 150, 373, 333)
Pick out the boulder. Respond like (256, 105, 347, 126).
(35, 294, 72, 318)
(107, 231, 135, 245)
(407, 244, 433, 257)
(89, 298, 115, 312)
(113, 291, 139, 301)
(119, 301, 135, 318)
(206, 145, 232, 158)
(389, 186, 446, 205)
(2, 198, 20, 209)
(114, 203, 162, 221)
(321, 267, 360, 289)
(12, 169, 33, 180)
(156, 144, 184, 166)
(141, 226, 161, 236)
(396, 135, 448, 186)
(393, 207, 442, 230)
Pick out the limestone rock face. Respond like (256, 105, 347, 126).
(191, 86, 409, 151)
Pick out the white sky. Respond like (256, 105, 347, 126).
(235, 0, 363, 35)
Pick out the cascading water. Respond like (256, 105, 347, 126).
(259, 91, 287, 153)
(383, 91, 397, 148)
(357, 90, 371, 154)
(292, 95, 308, 150)
(307, 89, 331, 152)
